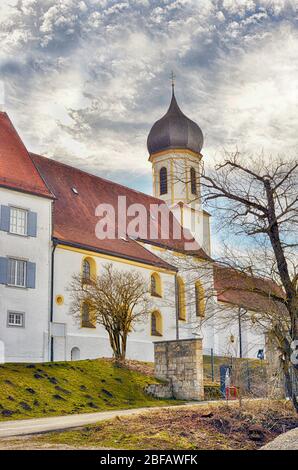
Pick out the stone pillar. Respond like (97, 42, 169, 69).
(154, 338, 204, 401)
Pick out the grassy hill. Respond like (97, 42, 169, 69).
(0, 359, 177, 421)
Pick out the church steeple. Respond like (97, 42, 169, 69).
(147, 85, 210, 255)
(147, 86, 203, 157)
(147, 85, 203, 206)
(170, 70, 175, 94)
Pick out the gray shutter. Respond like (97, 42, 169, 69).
(26, 262, 36, 288)
(0, 257, 8, 284)
(27, 211, 37, 237)
(0, 205, 10, 232)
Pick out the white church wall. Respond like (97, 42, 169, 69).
(142, 243, 217, 341)
(172, 205, 211, 256)
(140, 243, 266, 361)
(0, 187, 52, 362)
(52, 246, 177, 362)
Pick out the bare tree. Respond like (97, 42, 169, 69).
(69, 264, 151, 362)
(199, 152, 298, 410)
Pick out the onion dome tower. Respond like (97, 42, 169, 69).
(147, 89, 203, 157)
(147, 82, 204, 209)
(147, 81, 210, 254)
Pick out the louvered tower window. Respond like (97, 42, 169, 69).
(159, 167, 168, 195)
(190, 167, 197, 195)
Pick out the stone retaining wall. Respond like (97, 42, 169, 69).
(153, 338, 204, 400)
(145, 382, 173, 399)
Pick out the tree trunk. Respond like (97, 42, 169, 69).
(108, 330, 122, 361)
(120, 333, 127, 362)
(281, 356, 298, 413)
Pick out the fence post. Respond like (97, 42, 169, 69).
(211, 348, 215, 382)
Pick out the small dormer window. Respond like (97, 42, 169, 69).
(72, 187, 79, 195)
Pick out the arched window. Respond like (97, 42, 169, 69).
(159, 167, 168, 195)
(81, 302, 95, 328)
(82, 257, 96, 283)
(71, 347, 80, 361)
(151, 272, 162, 297)
(195, 281, 205, 318)
(190, 167, 197, 195)
(177, 276, 186, 321)
(82, 259, 91, 281)
(151, 311, 162, 336)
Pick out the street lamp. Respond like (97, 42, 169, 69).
(238, 306, 247, 359)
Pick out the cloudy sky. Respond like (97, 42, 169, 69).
(0, 0, 297, 195)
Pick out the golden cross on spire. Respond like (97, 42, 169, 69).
(170, 70, 176, 92)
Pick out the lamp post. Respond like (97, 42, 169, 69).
(238, 307, 247, 359)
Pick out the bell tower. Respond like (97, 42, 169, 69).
(147, 84, 211, 255)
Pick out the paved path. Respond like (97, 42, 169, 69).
(261, 427, 298, 450)
(0, 402, 206, 438)
(0, 398, 264, 439)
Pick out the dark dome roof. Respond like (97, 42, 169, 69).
(147, 92, 203, 155)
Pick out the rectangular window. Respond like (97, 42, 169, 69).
(8, 258, 27, 287)
(9, 207, 28, 236)
(7, 312, 24, 327)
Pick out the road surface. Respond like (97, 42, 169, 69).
(0, 402, 208, 438)
(0, 398, 263, 439)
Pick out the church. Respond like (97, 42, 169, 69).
(0, 88, 272, 363)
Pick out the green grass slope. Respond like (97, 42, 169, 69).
(0, 359, 176, 421)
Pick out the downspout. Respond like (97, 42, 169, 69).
(50, 241, 57, 361)
(238, 307, 242, 359)
(175, 273, 179, 340)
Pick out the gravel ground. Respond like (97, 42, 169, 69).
(261, 427, 298, 450)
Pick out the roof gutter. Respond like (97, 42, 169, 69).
(137, 238, 212, 262)
(52, 237, 178, 273)
(0, 182, 55, 200)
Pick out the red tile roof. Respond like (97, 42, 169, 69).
(214, 265, 286, 313)
(0, 113, 284, 308)
(0, 113, 53, 199)
(32, 153, 206, 270)
(0, 111, 209, 270)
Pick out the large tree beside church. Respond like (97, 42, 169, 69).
(69, 264, 151, 362)
(200, 152, 298, 411)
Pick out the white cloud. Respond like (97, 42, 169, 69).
(204, 24, 298, 157)
(0, 0, 297, 188)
